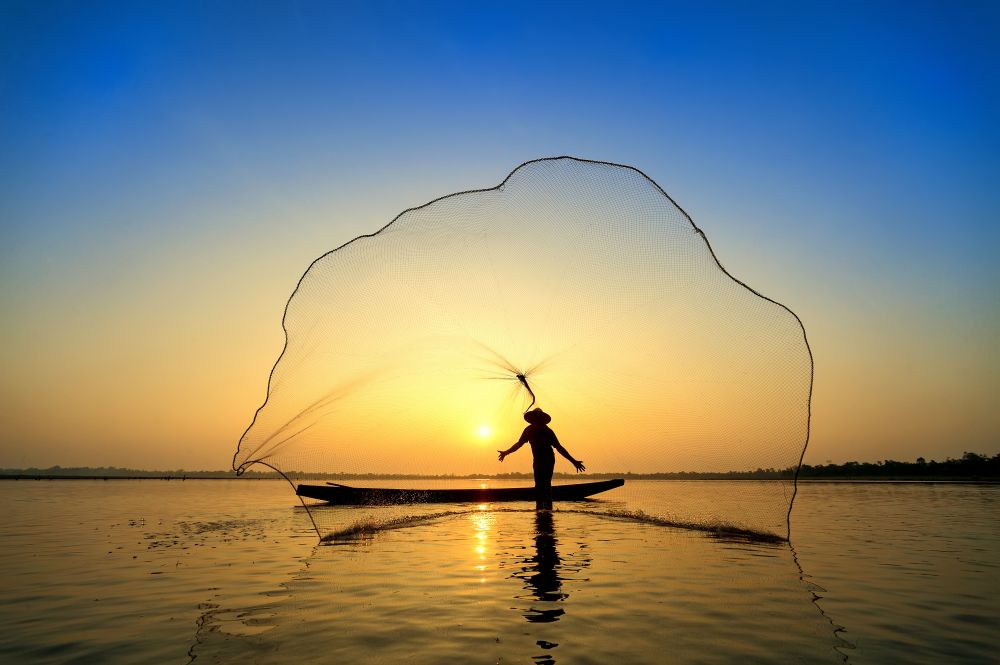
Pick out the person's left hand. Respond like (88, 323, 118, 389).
(497, 450, 507, 462)
(573, 460, 586, 473)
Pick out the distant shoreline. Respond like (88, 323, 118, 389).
(3, 454, 996, 482)
(1, 475, 996, 484)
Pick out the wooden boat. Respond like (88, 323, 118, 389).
(296, 478, 624, 505)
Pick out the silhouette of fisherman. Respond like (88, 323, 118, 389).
(498, 408, 585, 510)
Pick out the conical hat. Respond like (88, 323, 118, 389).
(523, 408, 551, 425)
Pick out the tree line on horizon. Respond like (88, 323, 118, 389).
(1, 452, 996, 480)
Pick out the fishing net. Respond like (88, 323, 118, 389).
(233, 157, 812, 541)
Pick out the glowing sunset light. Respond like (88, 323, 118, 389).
(477, 424, 492, 439)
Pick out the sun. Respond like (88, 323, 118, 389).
(477, 424, 492, 439)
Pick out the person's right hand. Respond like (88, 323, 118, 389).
(497, 451, 507, 462)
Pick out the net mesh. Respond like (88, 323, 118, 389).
(233, 157, 812, 541)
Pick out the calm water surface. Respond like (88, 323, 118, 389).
(0, 480, 995, 663)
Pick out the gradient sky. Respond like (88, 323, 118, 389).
(1, 1, 997, 470)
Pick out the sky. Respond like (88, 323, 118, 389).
(1, 1, 997, 470)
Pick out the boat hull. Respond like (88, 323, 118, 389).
(295, 479, 624, 505)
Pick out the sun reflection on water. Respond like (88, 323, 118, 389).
(470, 509, 496, 582)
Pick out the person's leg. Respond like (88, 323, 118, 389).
(534, 461, 554, 510)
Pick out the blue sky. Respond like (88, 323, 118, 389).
(1, 1, 997, 468)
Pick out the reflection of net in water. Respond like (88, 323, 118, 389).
(233, 157, 813, 540)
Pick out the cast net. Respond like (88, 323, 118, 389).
(233, 157, 812, 541)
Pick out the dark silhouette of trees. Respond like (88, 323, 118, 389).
(1, 453, 997, 480)
(796, 452, 999, 480)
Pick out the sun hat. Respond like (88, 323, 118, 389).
(523, 408, 552, 425)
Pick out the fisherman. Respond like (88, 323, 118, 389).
(497, 408, 585, 510)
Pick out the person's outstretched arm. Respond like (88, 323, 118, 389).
(498, 435, 527, 462)
(553, 438, 586, 472)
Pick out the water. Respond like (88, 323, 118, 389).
(0, 480, 995, 663)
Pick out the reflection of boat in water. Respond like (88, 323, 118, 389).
(295, 478, 624, 505)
